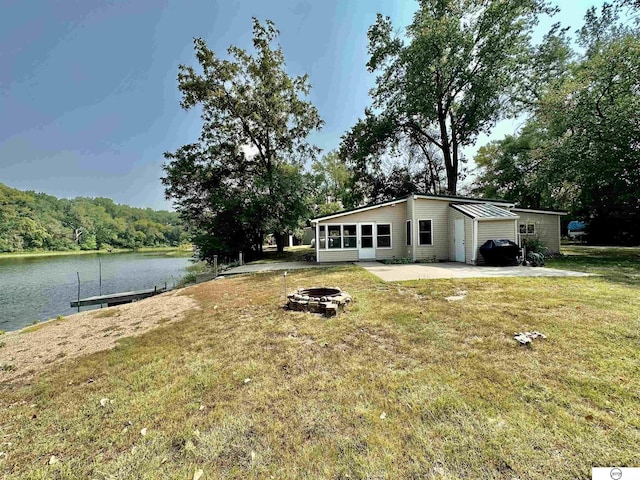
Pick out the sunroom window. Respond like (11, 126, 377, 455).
(318, 225, 326, 249)
(343, 225, 357, 248)
(328, 225, 342, 249)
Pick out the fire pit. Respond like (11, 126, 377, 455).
(286, 287, 352, 317)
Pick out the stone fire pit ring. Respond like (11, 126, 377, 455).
(286, 287, 352, 317)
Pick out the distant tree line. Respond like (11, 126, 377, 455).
(0, 183, 186, 253)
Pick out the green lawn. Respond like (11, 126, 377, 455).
(548, 245, 640, 286)
(248, 245, 314, 264)
(0, 248, 638, 478)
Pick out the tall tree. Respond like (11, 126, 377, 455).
(162, 19, 323, 258)
(473, 1, 640, 244)
(538, 3, 640, 244)
(310, 151, 354, 214)
(342, 0, 554, 199)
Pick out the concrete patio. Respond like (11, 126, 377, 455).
(355, 261, 593, 282)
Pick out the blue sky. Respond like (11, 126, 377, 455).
(0, 0, 608, 210)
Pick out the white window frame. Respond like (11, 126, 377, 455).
(519, 223, 536, 235)
(342, 224, 357, 249)
(320, 223, 358, 250)
(376, 223, 393, 249)
(418, 219, 433, 246)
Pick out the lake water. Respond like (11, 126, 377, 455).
(0, 252, 193, 332)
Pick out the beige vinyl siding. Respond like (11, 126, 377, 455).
(317, 249, 358, 262)
(475, 219, 518, 265)
(316, 203, 408, 262)
(448, 208, 473, 263)
(515, 211, 561, 253)
(413, 199, 451, 261)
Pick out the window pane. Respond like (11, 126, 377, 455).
(419, 232, 432, 245)
(519, 224, 526, 234)
(343, 224, 356, 236)
(328, 236, 341, 249)
(361, 224, 372, 236)
(344, 237, 356, 248)
(527, 224, 535, 234)
(377, 236, 391, 248)
(377, 224, 390, 236)
(406, 221, 411, 246)
(419, 220, 432, 245)
(328, 226, 341, 249)
(362, 237, 373, 248)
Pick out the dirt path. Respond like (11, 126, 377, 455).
(0, 288, 200, 385)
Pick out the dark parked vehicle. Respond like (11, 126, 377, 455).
(479, 239, 521, 266)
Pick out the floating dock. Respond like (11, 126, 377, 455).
(71, 287, 167, 308)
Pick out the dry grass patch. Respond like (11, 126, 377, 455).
(0, 266, 638, 479)
(93, 308, 120, 319)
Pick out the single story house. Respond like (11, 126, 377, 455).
(311, 194, 566, 264)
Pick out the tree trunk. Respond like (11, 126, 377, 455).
(274, 232, 285, 253)
(437, 100, 457, 195)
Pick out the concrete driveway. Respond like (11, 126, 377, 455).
(356, 261, 592, 282)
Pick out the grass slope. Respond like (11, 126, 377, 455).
(0, 251, 639, 478)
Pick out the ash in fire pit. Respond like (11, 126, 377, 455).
(286, 287, 352, 317)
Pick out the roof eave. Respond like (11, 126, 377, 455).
(512, 208, 568, 216)
(415, 193, 515, 207)
(477, 215, 520, 221)
(311, 197, 408, 223)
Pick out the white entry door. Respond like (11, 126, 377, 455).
(359, 223, 376, 260)
(454, 219, 465, 262)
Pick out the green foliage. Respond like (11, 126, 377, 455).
(473, 2, 640, 245)
(310, 151, 354, 212)
(0, 183, 186, 253)
(522, 236, 548, 255)
(381, 257, 413, 264)
(163, 18, 323, 260)
(340, 0, 553, 202)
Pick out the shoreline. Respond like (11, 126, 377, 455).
(0, 245, 193, 260)
(0, 287, 200, 384)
